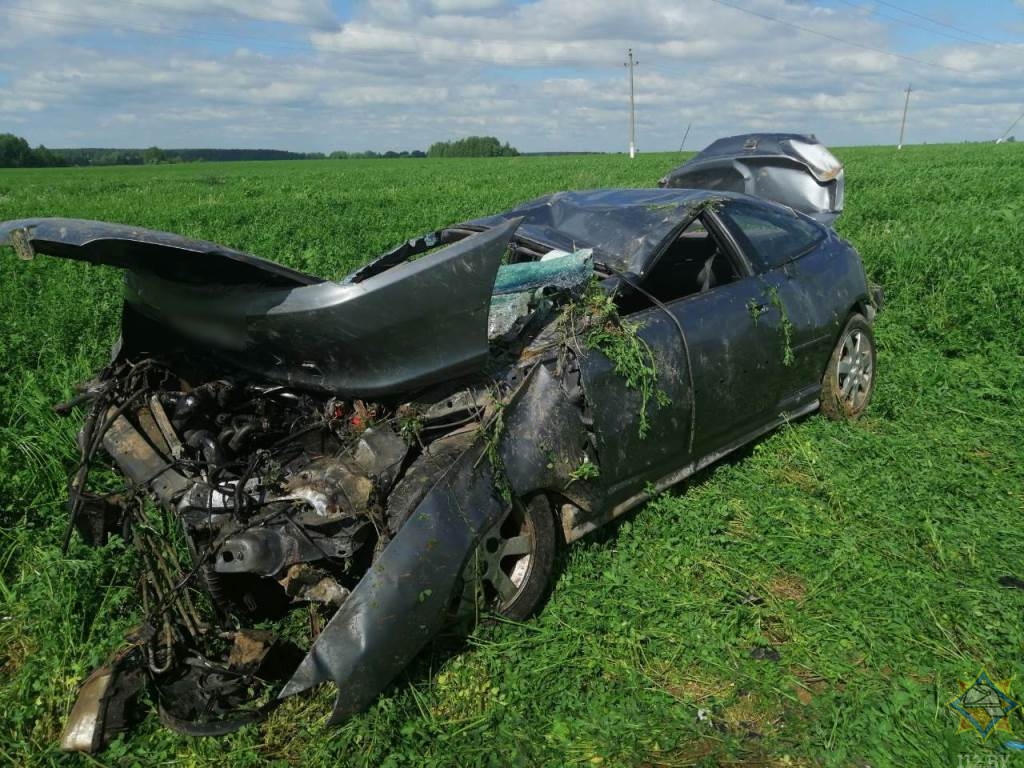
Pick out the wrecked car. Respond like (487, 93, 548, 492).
(1, 148, 878, 752)
(659, 133, 845, 224)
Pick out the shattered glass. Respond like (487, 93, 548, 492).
(487, 250, 593, 340)
(488, 293, 531, 339)
(492, 249, 592, 295)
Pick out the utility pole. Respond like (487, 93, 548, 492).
(997, 107, 1024, 143)
(624, 48, 638, 158)
(898, 83, 912, 149)
(678, 122, 692, 152)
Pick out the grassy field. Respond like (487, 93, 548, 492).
(0, 145, 1022, 767)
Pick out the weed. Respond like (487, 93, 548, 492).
(476, 399, 511, 503)
(566, 456, 600, 486)
(398, 410, 424, 445)
(767, 285, 795, 366)
(563, 279, 670, 439)
(747, 297, 764, 324)
(687, 196, 726, 216)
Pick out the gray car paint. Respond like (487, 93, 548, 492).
(658, 133, 845, 224)
(1, 217, 522, 397)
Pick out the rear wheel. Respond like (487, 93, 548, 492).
(820, 313, 876, 419)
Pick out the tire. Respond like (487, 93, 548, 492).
(820, 313, 876, 420)
(461, 494, 557, 622)
(386, 436, 557, 622)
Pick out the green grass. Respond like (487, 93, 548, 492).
(1, 146, 1023, 766)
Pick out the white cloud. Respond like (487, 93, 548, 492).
(0, 0, 1022, 151)
(1, 0, 337, 34)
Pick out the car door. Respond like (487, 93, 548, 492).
(577, 213, 791, 502)
(714, 201, 839, 410)
(667, 212, 795, 459)
(576, 302, 693, 505)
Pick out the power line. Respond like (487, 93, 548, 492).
(85, 0, 339, 33)
(704, 0, 1009, 79)
(2, 6, 620, 70)
(6, 0, 1022, 96)
(871, 0, 1009, 47)
(832, 0, 1012, 50)
(4, 6, 314, 52)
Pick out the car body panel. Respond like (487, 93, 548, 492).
(664, 274, 792, 458)
(3, 216, 522, 397)
(658, 133, 845, 224)
(577, 304, 692, 496)
(714, 205, 872, 392)
(0, 217, 320, 287)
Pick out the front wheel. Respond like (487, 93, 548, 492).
(459, 494, 557, 622)
(820, 313, 876, 419)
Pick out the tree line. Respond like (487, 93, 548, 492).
(427, 136, 519, 157)
(0, 134, 66, 167)
(0, 133, 521, 167)
(50, 146, 321, 166)
(328, 150, 427, 159)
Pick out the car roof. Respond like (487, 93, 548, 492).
(464, 188, 728, 274)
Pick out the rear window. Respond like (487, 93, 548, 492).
(720, 202, 824, 269)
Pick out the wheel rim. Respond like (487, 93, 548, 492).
(468, 501, 535, 611)
(836, 328, 874, 411)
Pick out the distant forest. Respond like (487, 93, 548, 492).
(427, 136, 519, 157)
(0, 134, 66, 167)
(0, 133, 523, 167)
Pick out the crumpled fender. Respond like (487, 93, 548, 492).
(279, 362, 594, 722)
(499, 363, 597, 511)
(279, 438, 506, 722)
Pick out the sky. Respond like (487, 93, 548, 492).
(0, 0, 1022, 153)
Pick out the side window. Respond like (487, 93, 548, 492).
(719, 202, 824, 269)
(614, 216, 741, 313)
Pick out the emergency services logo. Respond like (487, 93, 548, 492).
(947, 670, 1020, 741)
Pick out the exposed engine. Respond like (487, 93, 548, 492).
(61, 354, 489, 748)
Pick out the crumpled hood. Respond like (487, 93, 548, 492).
(0, 217, 321, 287)
(1, 217, 521, 397)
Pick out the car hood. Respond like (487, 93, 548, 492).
(0, 217, 322, 286)
(0, 217, 521, 397)
(658, 133, 844, 224)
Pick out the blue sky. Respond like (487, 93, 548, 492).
(823, 0, 1023, 48)
(0, 0, 1022, 152)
